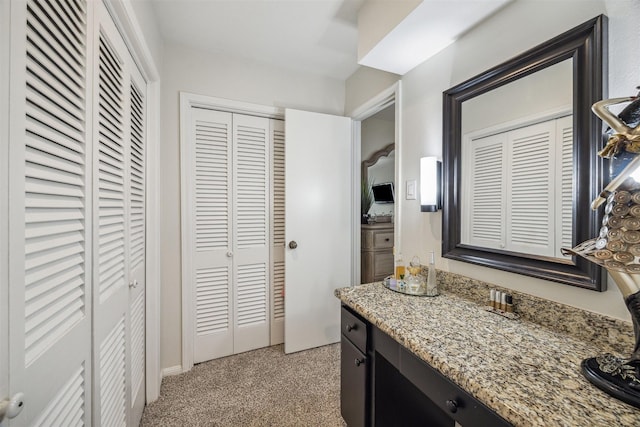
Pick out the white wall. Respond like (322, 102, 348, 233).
(357, 0, 421, 62)
(461, 59, 572, 135)
(345, 66, 400, 115)
(390, 0, 640, 322)
(129, 0, 164, 69)
(160, 43, 346, 370)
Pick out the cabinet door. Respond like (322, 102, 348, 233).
(341, 336, 368, 427)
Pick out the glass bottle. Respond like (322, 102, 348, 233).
(426, 251, 438, 297)
(395, 252, 405, 282)
(407, 256, 422, 294)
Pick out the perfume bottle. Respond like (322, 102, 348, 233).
(407, 256, 422, 294)
(426, 251, 438, 297)
(395, 252, 405, 281)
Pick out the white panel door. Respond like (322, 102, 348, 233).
(284, 109, 352, 354)
(92, 3, 132, 425)
(270, 120, 285, 345)
(128, 64, 147, 426)
(8, 0, 93, 425)
(232, 114, 271, 353)
(190, 109, 234, 363)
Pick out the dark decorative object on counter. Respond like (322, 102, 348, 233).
(566, 90, 640, 408)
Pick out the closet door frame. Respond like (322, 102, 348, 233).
(104, 1, 162, 402)
(179, 92, 283, 372)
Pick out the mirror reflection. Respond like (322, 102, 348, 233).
(460, 59, 573, 261)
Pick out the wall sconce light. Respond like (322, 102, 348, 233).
(420, 156, 442, 212)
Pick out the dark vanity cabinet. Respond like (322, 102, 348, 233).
(340, 305, 512, 427)
(341, 306, 370, 427)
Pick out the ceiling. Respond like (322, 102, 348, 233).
(148, 0, 511, 81)
(149, 0, 365, 80)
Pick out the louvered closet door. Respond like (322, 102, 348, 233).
(92, 2, 135, 425)
(128, 63, 147, 426)
(8, 0, 93, 425)
(556, 115, 573, 258)
(232, 114, 270, 354)
(270, 120, 285, 346)
(464, 133, 507, 249)
(191, 108, 234, 363)
(506, 120, 555, 256)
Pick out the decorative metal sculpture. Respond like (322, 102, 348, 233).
(564, 89, 640, 408)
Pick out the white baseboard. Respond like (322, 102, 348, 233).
(161, 365, 183, 378)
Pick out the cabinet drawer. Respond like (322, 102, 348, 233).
(400, 347, 512, 427)
(372, 252, 394, 279)
(373, 231, 394, 248)
(341, 306, 368, 353)
(341, 337, 368, 427)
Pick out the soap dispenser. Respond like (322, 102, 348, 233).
(426, 251, 438, 297)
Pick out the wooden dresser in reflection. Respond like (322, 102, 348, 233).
(361, 223, 394, 283)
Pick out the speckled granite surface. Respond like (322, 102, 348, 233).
(335, 280, 640, 427)
(435, 270, 634, 355)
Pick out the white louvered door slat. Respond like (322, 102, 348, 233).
(270, 120, 285, 345)
(93, 3, 131, 426)
(191, 108, 234, 363)
(557, 115, 574, 257)
(9, 0, 92, 425)
(128, 64, 147, 425)
(464, 133, 506, 249)
(232, 114, 270, 354)
(506, 121, 555, 256)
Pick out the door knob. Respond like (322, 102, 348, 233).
(288, 241, 298, 249)
(226, 251, 233, 257)
(355, 358, 365, 367)
(129, 279, 139, 289)
(0, 392, 25, 422)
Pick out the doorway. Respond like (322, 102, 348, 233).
(360, 105, 396, 284)
(350, 81, 401, 286)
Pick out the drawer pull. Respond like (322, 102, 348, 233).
(355, 358, 365, 367)
(347, 324, 357, 332)
(446, 399, 458, 413)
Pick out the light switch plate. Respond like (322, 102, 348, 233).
(406, 180, 417, 200)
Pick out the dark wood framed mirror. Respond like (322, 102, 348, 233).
(442, 15, 607, 290)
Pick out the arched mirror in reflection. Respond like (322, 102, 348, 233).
(442, 15, 606, 290)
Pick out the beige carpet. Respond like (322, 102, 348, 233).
(141, 343, 345, 427)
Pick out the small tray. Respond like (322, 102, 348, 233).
(382, 276, 437, 297)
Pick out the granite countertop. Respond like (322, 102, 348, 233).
(335, 282, 640, 427)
